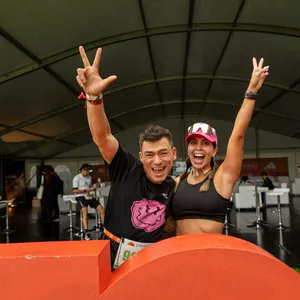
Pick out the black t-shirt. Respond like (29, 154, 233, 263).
(43, 174, 62, 199)
(262, 177, 274, 190)
(104, 145, 175, 243)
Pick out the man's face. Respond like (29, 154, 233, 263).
(81, 168, 89, 176)
(139, 137, 176, 184)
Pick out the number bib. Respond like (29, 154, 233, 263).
(113, 238, 153, 269)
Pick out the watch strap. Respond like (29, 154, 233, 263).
(244, 91, 258, 100)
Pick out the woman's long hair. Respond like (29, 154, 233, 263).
(176, 142, 217, 192)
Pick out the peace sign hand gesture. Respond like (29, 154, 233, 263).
(76, 46, 117, 97)
(248, 57, 269, 93)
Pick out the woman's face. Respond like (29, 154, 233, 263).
(187, 137, 217, 171)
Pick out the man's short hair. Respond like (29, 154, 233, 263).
(261, 172, 267, 176)
(138, 125, 174, 149)
(80, 163, 91, 171)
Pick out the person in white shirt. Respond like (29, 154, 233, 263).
(73, 163, 105, 240)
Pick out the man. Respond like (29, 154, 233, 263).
(261, 172, 274, 190)
(76, 46, 176, 269)
(73, 163, 105, 240)
(40, 165, 62, 222)
(48, 166, 63, 221)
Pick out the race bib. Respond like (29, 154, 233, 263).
(113, 238, 153, 269)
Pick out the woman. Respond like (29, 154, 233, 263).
(171, 58, 269, 235)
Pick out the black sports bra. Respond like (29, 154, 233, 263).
(171, 175, 230, 223)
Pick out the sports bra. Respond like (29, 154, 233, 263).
(171, 174, 230, 223)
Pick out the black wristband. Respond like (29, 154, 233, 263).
(245, 91, 258, 100)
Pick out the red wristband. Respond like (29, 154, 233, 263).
(78, 92, 103, 105)
(87, 99, 103, 105)
(78, 92, 86, 100)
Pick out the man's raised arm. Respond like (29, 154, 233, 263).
(76, 46, 118, 164)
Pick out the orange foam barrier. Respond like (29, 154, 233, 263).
(0, 235, 299, 300)
(0, 241, 112, 300)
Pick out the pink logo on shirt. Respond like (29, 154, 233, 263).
(131, 199, 166, 232)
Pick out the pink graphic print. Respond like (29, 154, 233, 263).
(131, 199, 166, 232)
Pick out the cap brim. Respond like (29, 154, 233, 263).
(185, 132, 217, 144)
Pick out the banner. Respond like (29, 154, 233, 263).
(216, 157, 289, 177)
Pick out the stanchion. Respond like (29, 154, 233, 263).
(74, 210, 84, 239)
(247, 184, 268, 229)
(267, 188, 290, 230)
(63, 195, 79, 235)
(0, 199, 16, 235)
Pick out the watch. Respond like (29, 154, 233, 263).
(244, 91, 258, 100)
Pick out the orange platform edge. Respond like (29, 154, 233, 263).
(0, 235, 299, 300)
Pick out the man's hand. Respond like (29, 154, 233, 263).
(76, 46, 117, 97)
(247, 57, 269, 93)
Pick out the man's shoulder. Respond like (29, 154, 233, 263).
(165, 175, 176, 185)
(73, 174, 81, 180)
(111, 164, 143, 186)
(125, 157, 143, 175)
(119, 149, 140, 165)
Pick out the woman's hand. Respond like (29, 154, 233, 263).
(247, 57, 269, 93)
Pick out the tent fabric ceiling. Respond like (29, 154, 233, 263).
(1, 0, 300, 159)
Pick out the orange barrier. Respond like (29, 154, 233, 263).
(0, 235, 299, 300)
(0, 241, 112, 300)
